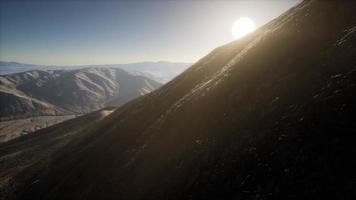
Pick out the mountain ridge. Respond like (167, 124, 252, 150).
(0, 67, 161, 121)
(1, 1, 356, 199)
(0, 61, 191, 83)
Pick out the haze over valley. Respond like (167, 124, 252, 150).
(0, 61, 191, 84)
(1, 1, 356, 200)
(0, 60, 191, 142)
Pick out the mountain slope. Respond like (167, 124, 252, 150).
(0, 68, 161, 120)
(1, 1, 356, 199)
(0, 115, 75, 142)
(0, 87, 70, 121)
(0, 107, 115, 199)
(0, 61, 191, 84)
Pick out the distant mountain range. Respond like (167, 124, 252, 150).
(1, 1, 356, 200)
(0, 61, 191, 83)
(0, 67, 161, 121)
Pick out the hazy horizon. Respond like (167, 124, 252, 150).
(0, 59, 192, 67)
(0, 0, 300, 66)
(2, 2, 356, 199)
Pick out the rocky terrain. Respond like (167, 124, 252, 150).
(1, 1, 356, 199)
(0, 115, 75, 143)
(0, 68, 161, 120)
(0, 108, 115, 199)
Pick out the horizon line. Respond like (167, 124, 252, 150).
(0, 60, 194, 67)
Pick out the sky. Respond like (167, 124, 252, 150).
(0, 0, 301, 66)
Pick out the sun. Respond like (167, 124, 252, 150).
(232, 17, 256, 39)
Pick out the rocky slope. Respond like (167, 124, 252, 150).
(1, 1, 356, 199)
(0, 68, 161, 120)
(0, 115, 75, 142)
(0, 108, 115, 199)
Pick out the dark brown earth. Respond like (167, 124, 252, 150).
(0, 108, 115, 199)
(1, 1, 356, 199)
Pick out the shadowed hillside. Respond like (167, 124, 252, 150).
(1, 1, 356, 199)
(0, 107, 115, 199)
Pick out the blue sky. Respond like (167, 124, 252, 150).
(0, 0, 300, 65)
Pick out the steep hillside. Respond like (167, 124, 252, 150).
(0, 115, 75, 142)
(0, 87, 70, 121)
(0, 107, 115, 199)
(0, 68, 161, 120)
(1, 1, 356, 200)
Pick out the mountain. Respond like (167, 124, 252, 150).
(0, 68, 161, 121)
(0, 61, 191, 83)
(1, 0, 356, 199)
(0, 107, 115, 199)
(114, 61, 191, 83)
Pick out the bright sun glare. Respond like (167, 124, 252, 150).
(232, 17, 256, 39)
